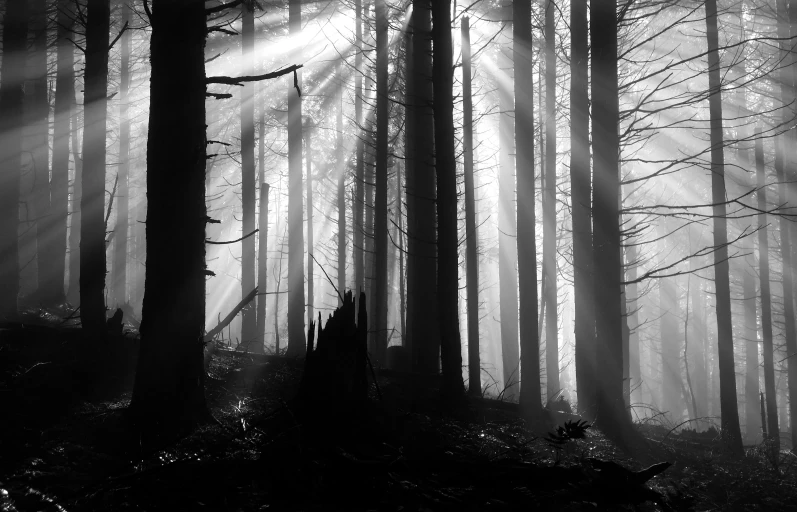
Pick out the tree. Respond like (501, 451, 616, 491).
(569, 0, 594, 416)
(513, 0, 542, 420)
(287, 0, 306, 356)
(406, 0, 439, 375)
(704, 0, 743, 455)
(591, 0, 628, 439)
(462, 16, 480, 397)
(0, 0, 28, 320)
(431, 0, 465, 403)
(755, 126, 779, 455)
(241, 0, 258, 349)
(337, 65, 346, 305)
(52, 0, 75, 305)
(354, 0, 365, 305)
(80, 0, 111, 334)
(112, 0, 132, 308)
(257, 184, 269, 346)
(542, 0, 558, 401)
(131, 0, 208, 440)
(372, 0, 389, 365)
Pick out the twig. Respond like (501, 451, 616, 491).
(206, 229, 258, 245)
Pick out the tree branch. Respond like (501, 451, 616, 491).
(206, 229, 258, 245)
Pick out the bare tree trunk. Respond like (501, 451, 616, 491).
(51, 0, 75, 305)
(306, 123, 314, 328)
(373, 0, 389, 365)
(543, 0, 558, 401)
(461, 16, 480, 397)
(627, 243, 641, 410)
(337, 66, 346, 306)
(241, 1, 257, 348)
(80, 0, 111, 334)
(431, 0, 465, 404)
(407, 0, 440, 375)
(704, 0, 743, 455)
(658, 221, 682, 423)
(257, 184, 269, 347)
(755, 126, 779, 454)
(0, 0, 27, 319)
(354, 0, 365, 304)
(287, 0, 306, 355)
(570, 0, 595, 416)
(112, 0, 132, 308)
(131, 0, 208, 439)
(68, 96, 83, 305)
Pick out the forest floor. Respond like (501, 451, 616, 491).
(2, 311, 797, 511)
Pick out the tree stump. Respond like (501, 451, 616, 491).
(294, 290, 368, 419)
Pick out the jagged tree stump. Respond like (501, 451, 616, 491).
(294, 290, 368, 418)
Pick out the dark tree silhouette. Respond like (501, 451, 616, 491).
(431, 0, 465, 404)
(131, 0, 208, 437)
(0, 0, 27, 320)
(373, 0, 389, 365)
(513, 0, 542, 420)
(80, 0, 111, 334)
(354, 0, 365, 305)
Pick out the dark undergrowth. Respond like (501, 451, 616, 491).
(2, 310, 797, 511)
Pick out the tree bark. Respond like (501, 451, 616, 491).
(112, 0, 132, 308)
(337, 65, 346, 306)
(354, 0, 365, 305)
(68, 95, 83, 305)
(462, 17, 480, 397)
(257, 184, 269, 347)
(241, 0, 258, 348)
(627, 242, 641, 410)
(287, 0, 306, 355)
(704, 0, 744, 455)
(658, 221, 682, 423)
(407, 0, 440, 375)
(0, 0, 27, 319)
(80, 0, 111, 334)
(431, 0, 465, 404)
(755, 126, 779, 454)
(570, 0, 595, 416)
(373, 0, 389, 365)
(513, 0, 542, 419)
(131, 0, 208, 439)
(306, 122, 314, 329)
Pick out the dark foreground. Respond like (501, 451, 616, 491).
(1, 313, 796, 511)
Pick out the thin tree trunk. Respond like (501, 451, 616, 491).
(306, 123, 314, 328)
(68, 95, 83, 305)
(543, 0, 558, 401)
(52, 0, 75, 305)
(0, 0, 28, 319)
(658, 221, 682, 423)
(131, 0, 208, 438)
(80, 0, 111, 334)
(354, 0, 365, 303)
(704, 0, 744, 455)
(113, 0, 132, 308)
(373, 0, 389, 365)
(241, 0, 257, 347)
(431, 0, 465, 404)
(570, 0, 594, 416)
(287, 0, 306, 355)
(627, 243, 641, 410)
(337, 66, 346, 305)
(462, 16, 480, 397)
(257, 184, 269, 347)
(755, 126, 779, 454)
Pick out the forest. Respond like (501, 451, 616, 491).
(2, 0, 797, 509)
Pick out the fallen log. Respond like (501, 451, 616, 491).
(204, 287, 257, 343)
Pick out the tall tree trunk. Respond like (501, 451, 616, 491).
(354, 0, 365, 303)
(52, 0, 75, 305)
(688, 229, 709, 429)
(755, 126, 779, 454)
(431, 0, 465, 403)
(627, 242, 641, 410)
(498, 24, 519, 399)
(113, 0, 132, 308)
(241, 0, 257, 348)
(543, 0, 558, 401)
(373, 0, 389, 365)
(513, 0, 542, 419)
(337, 66, 346, 305)
(68, 95, 83, 305)
(131, 0, 208, 439)
(462, 16, 480, 397)
(80, 0, 111, 334)
(257, 184, 269, 347)
(26, 0, 50, 301)
(287, 0, 306, 355)
(658, 221, 682, 423)
(570, 0, 594, 416)
(591, 0, 630, 439)
(407, 0, 439, 375)
(306, 123, 314, 328)
(0, 0, 28, 319)
(704, 0, 743, 455)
